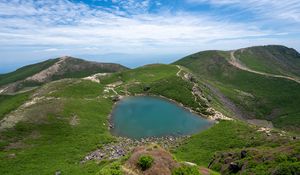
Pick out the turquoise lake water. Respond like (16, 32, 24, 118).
(110, 96, 214, 139)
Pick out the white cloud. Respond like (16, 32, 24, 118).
(111, 0, 151, 14)
(0, 1, 274, 47)
(187, 0, 300, 22)
(0, 0, 299, 67)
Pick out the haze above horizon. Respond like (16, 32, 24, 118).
(1, 0, 300, 73)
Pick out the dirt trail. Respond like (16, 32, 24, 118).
(176, 63, 278, 126)
(176, 66, 198, 103)
(176, 65, 182, 77)
(0, 86, 8, 94)
(229, 51, 300, 84)
(175, 65, 232, 120)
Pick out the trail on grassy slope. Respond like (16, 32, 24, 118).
(229, 51, 300, 84)
(175, 65, 232, 120)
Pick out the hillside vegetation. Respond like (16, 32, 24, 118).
(0, 79, 114, 174)
(174, 46, 300, 132)
(173, 120, 299, 174)
(0, 64, 214, 174)
(0, 59, 59, 86)
(235, 45, 300, 77)
(0, 45, 299, 175)
(0, 93, 30, 120)
(0, 57, 127, 94)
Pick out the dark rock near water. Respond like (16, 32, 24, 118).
(143, 85, 151, 91)
(228, 162, 241, 173)
(112, 96, 120, 102)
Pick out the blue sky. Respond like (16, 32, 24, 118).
(1, 0, 300, 72)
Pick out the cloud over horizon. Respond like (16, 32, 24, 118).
(0, 0, 300, 71)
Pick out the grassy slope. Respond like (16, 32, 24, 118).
(0, 92, 30, 120)
(101, 64, 208, 112)
(101, 64, 178, 84)
(0, 80, 114, 175)
(236, 45, 300, 77)
(0, 57, 128, 95)
(173, 120, 299, 174)
(0, 59, 59, 86)
(174, 50, 300, 131)
(209, 141, 300, 174)
(173, 49, 300, 173)
(0, 64, 208, 175)
(173, 121, 266, 166)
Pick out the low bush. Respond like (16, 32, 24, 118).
(172, 165, 200, 175)
(137, 155, 154, 171)
(98, 161, 123, 175)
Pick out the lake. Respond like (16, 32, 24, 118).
(110, 96, 214, 139)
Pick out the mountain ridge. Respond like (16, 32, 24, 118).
(0, 56, 128, 94)
(173, 45, 300, 131)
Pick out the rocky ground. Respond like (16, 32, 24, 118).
(82, 136, 188, 163)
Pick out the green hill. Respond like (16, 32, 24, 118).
(173, 46, 300, 132)
(0, 57, 128, 94)
(0, 59, 59, 87)
(235, 45, 300, 78)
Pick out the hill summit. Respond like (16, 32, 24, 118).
(0, 56, 128, 94)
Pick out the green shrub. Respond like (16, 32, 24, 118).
(98, 161, 123, 175)
(172, 165, 200, 175)
(273, 162, 300, 175)
(137, 155, 154, 171)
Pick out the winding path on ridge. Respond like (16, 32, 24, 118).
(175, 65, 232, 120)
(229, 51, 300, 84)
(176, 61, 281, 127)
(176, 65, 198, 103)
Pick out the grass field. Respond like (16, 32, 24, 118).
(173, 120, 299, 174)
(0, 64, 204, 174)
(173, 121, 266, 165)
(174, 50, 300, 131)
(0, 92, 31, 120)
(236, 45, 300, 77)
(0, 80, 114, 174)
(0, 62, 299, 174)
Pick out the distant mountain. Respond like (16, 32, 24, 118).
(174, 45, 300, 131)
(0, 56, 128, 94)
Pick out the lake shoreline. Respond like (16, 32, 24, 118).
(82, 135, 190, 163)
(108, 94, 217, 131)
(108, 94, 215, 139)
